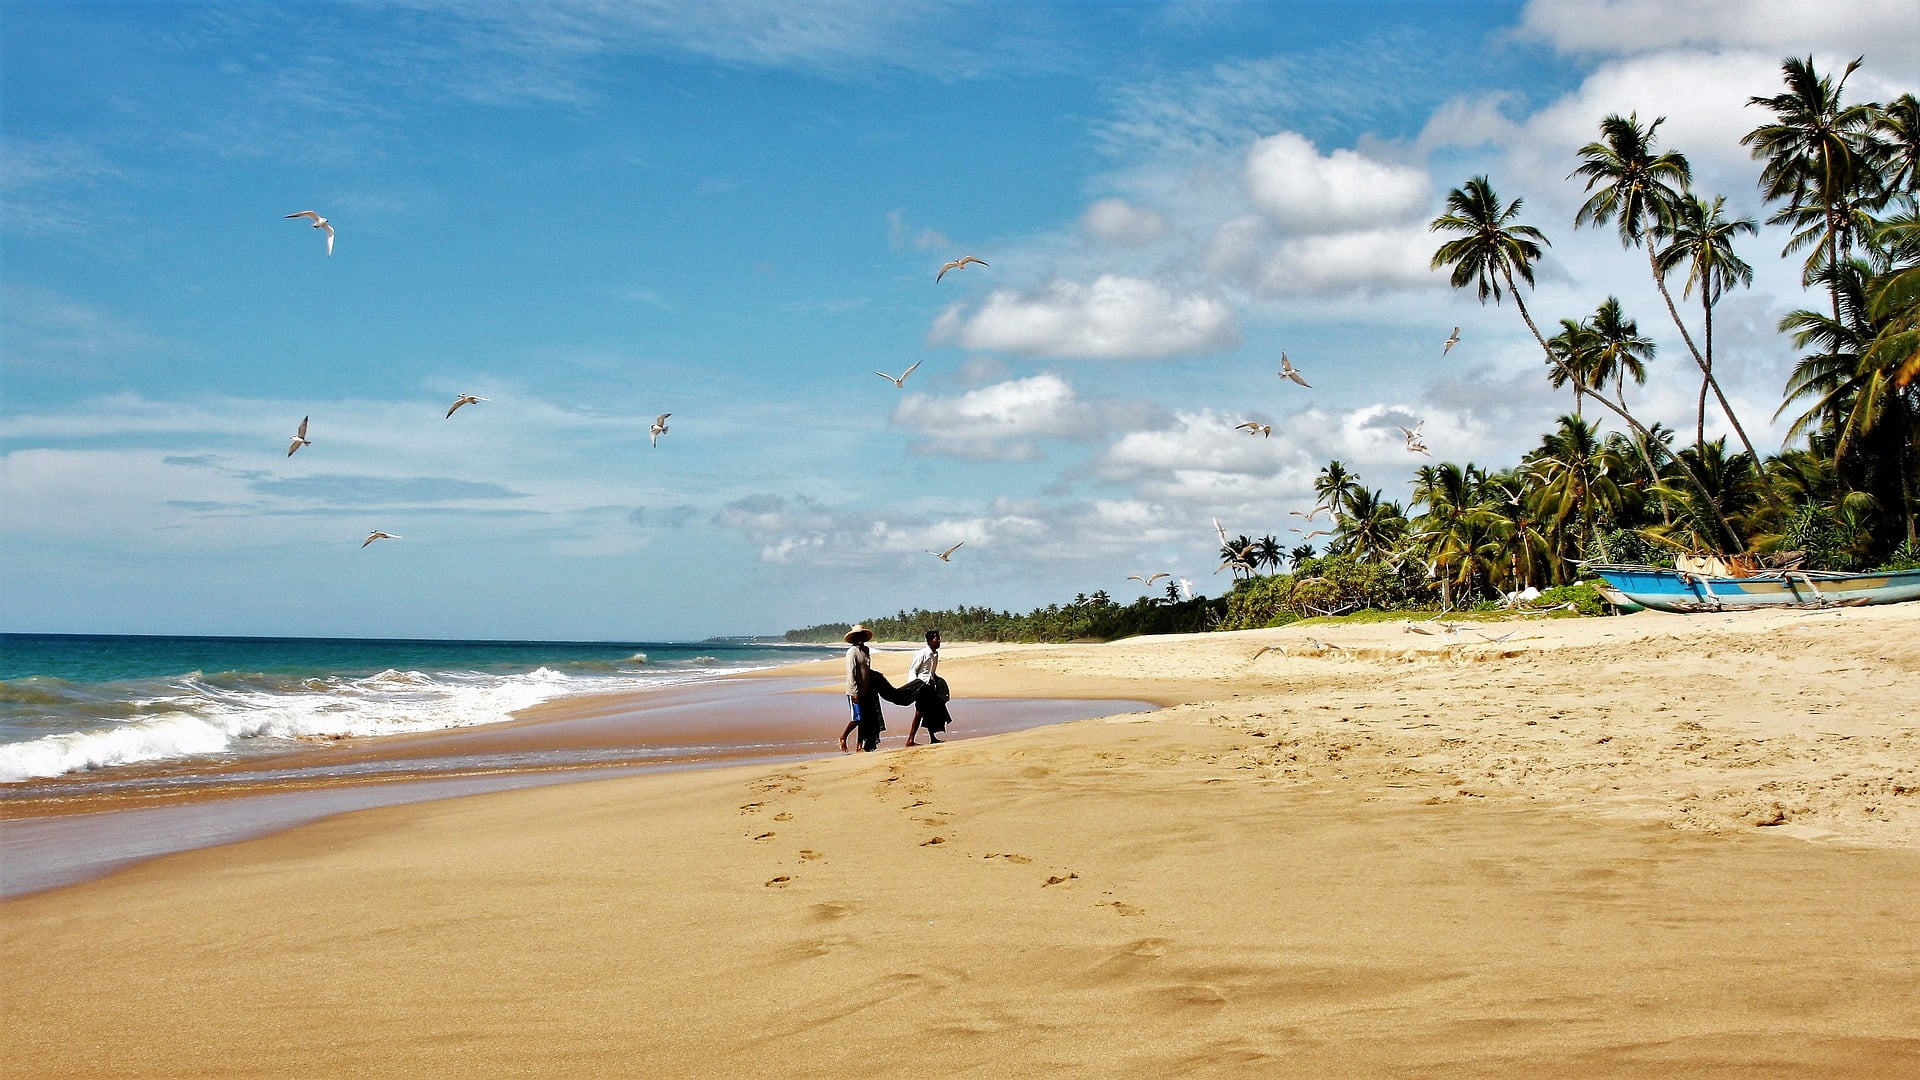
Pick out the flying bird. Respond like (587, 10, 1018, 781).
(936, 256, 988, 282)
(1290, 505, 1328, 521)
(362, 530, 401, 548)
(445, 394, 488, 418)
(287, 415, 311, 457)
(1235, 421, 1272, 437)
(1128, 572, 1171, 586)
(926, 542, 964, 562)
(1290, 528, 1331, 540)
(1400, 422, 1430, 455)
(1476, 630, 1519, 645)
(1278, 353, 1311, 387)
(1443, 326, 1461, 354)
(874, 359, 923, 388)
(649, 413, 670, 448)
(284, 211, 334, 256)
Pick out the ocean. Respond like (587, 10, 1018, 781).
(0, 633, 836, 785)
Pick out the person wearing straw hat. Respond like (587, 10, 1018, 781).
(839, 625, 885, 752)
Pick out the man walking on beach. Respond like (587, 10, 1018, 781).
(840, 625, 884, 752)
(905, 628, 951, 746)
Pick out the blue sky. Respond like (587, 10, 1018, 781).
(3, 1, 1916, 641)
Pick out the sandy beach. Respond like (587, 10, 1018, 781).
(4, 606, 1919, 1077)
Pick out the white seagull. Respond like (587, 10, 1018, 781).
(1235, 421, 1272, 438)
(1290, 528, 1332, 540)
(1128, 572, 1171, 586)
(362, 530, 401, 548)
(1400, 422, 1430, 455)
(445, 394, 488, 418)
(287, 415, 311, 457)
(926, 541, 965, 562)
(1278, 352, 1311, 387)
(936, 255, 988, 282)
(1290, 505, 1328, 522)
(874, 359, 923, 388)
(649, 413, 671, 448)
(285, 211, 334, 256)
(1443, 326, 1461, 354)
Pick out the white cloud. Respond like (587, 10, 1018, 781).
(892, 374, 1097, 461)
(1244, 132, 1430, 233)
(1518, 0, 1918, 68)
(1081, 197, 1166, 246)
(1208, 217, 1437, 296)
(930, 275, 1236, 359)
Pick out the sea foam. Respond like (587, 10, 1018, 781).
(0, 665, 703, 783)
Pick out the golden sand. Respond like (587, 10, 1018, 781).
(3, 606, 1917, 1077)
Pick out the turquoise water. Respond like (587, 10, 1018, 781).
(0, 633, 835, 783)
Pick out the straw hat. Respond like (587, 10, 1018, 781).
(843, 624, 873, 644)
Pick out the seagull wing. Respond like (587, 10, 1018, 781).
(323, 225, 334, 256)
(1147, 572, 1169, 585)
(943, 542, 964, 558)
(297, 416, 309, 439)
(286, 211, 320, 222)
(900, 359, 922, 381)
(875, 370, 898, 383)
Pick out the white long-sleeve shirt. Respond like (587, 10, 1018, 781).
(909, 645, 938, 683)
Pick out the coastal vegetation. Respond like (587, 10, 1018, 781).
(792, 55, 1919, 644)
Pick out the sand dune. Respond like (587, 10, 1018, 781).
(3, 606, 1917, 1077)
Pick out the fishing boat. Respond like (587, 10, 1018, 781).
(1590, 563, 1920, 613)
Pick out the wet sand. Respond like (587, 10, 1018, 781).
(3, 607, 1918, 1077)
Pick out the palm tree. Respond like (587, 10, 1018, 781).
(1656, 194, 1760, 452)
(1430, 175, 1743, 550)
(1544, 317, 1601, 418)
(1870, 92, 1920, 199)
(1334, 488, 1408, 566)
(1287, 544, 1316, 571)
(1586, 298, 1654, 407)
(1526, 415, 1626, 565)
(1743, 56, 1880, 324)
(1254, 534, 1284, 574)
(1410, 463, 1491, 608)
(1313, 460, 1360, 520)
(1572, 114, 1761, 464)
(1780, 254, 1918, 546)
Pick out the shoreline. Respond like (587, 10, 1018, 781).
(4, 607, 1918, 1076)
(0, 663, 1152, 897)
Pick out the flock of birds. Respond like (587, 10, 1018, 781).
(282, 209, 1461, 596)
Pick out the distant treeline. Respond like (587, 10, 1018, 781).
(783, 594, 1224, 645)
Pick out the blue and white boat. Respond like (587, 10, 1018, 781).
(1590, 564, 1920, 613)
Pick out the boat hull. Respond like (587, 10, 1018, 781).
(1591, 565, 1920, 613)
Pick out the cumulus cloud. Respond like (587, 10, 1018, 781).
(1208, 216, 1437, 296)
(1081, 197, 1166, 246)
(1244, 132, 1430, 233)
(930, 275, 1236, 359)
(891, 373, 1148, 461)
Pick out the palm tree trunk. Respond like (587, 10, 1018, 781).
(1696, 291, 1711, 448)
(1508, 271, 1744, 551)
(1647, 247, 1759, 463)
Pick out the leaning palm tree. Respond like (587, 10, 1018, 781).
(1334, 488, 1409, 566)
(1655, 194, 1759, 451)
(1430, 175, 1743, 550)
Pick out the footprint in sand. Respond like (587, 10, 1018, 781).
(799, 850, 824, 861)
(774, 812, 793, 822)
(1043, 872, 1080, 887)
(920, 836, 946, 846)
(740, 802, 765, 813)
(752, 832, 776, 841)
(982, 853, 1032, 864)
(766, 876, 793, 887)
(1098, 900, 1146, 917)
